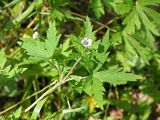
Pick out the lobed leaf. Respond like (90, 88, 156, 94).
(19, 38, 48, 58)
(19, 21, 60, 59)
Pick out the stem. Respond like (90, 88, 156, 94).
(105, 85, 112, 117)
(0, 81, 57, 115)
(95, 18, 117, 33)
(26, 15, 38, 28)
(65, 11, 116, 32)
(3, 0, 20, 8)
(114, 85, 119, 100)
(24, 58, 81, 112)
(32, 79, 38, 100)
(13, 1, 36, 24)
(24, 82, 63, 112)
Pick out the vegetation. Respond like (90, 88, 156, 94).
(0, 0, 160, 119)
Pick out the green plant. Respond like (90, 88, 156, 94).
(0, 0, 160, 119)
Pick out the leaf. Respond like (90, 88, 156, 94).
(84, 17, 95, 40)
(0, 116, 5, 120)
(61, 38, 72, 57)
(111, 0, 133, 15)
(84, 80, 93, 97)
(94, 52, 109, 72)
(90, 0, 104, 19)
(133, 30, 156, 51)
(70, 35, 94, 73)
(123, 37, 138, 63)
(116, 51, 136, 71)
(123, 8, 141, 35)
(74, 76, 92, 95)
(136, 4, 159, 36)
(0, 49, 7, 69)
(138, 0, 160, 6)
(123, 33, 152, 64)
(46, 21, 60, 57)
(19, 21, 60, 59)
(18, 57, 44, 66)
(99, 30, 110, 53)
(62, 38, 70, 52)
(91, 78, 105, 109)
(143, 7, 160, 25)
(70, 35, 84, 55)
(13, 106, 22, 118)
(76, 77, 105, 109)
(30, 97, 48, 120)
(93, 67, 142, 85)
(18, 38, 48, 58)
(123, 3, 159, 36)
(8, 113, 16, 120)
(94, 31, 110, 72)
(82, 56, 95, 73)
(51, 9, 64, 21)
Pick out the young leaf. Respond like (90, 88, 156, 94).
(84, 17, 95, 40)
(93, 68, 142, 85)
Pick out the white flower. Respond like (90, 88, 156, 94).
(81, 37, 92, 47)
(32, 31, 39, 39)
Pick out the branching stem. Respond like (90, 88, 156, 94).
(24, 58, 81, 112)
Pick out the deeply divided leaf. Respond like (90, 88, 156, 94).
(20, 21, 60, 59)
